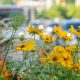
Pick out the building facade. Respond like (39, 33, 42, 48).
(14, 0, 52, 20)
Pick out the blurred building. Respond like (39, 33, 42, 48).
(14, 0, 80, 20)
(55, 0, 66, 6)
(0, 5, 23, 19)
(14, 0, 53, 20)
(75, 0, 80, 6)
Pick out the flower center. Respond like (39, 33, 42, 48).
(46, 38, 49, 40)
(56, 30, 59, 33)
(53, 57, 57, 61)
(20, 45, 25, 48)
(63, 57, 68, 60)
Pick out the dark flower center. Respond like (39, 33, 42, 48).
(53, 57, 57, 61)
(20, 45, 25, 48)
(63, 57, 68, 60)
(46, 38, 49, 40)
(56, 30, 59, 33)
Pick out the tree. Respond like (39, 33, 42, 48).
(41, 4, 76, 19)
(0, 0, 14, 4)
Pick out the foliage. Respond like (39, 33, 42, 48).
(9, 13, 26, 30)
(75, 6, 80, 18)
(0, 22, 80, 79)
(42, 5, 62, 19)
(0, 0, 14, 4)
(40, 4, 80, 19)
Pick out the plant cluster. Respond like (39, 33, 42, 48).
(0, 19, 80, 80)
(39, 5, 80, 19)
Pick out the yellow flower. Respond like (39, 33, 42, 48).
(65, 45, 77, 52)
(15, 40, 35, 51)
(71, 64, 80, 73)
(41, 52, 62, 64)
(41, 34, 56, 43)
(54, 26, 73, 41)
(54, 26, 62, 37)
(63, 32, 73, 42)
(60, 52, 73, 68)
(27, 25, 42, 35)
(53, 46, 65, 53)
(47, 52, 62, 64)
(69, 25, 80, 38)
(60, 30, 73, 42)
(69, 25, 78, 34)
(41, 57, 49, 63)
(60, 31, 68, 38)
(65, 35, 73, 42)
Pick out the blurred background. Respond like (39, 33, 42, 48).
(0, 0, 80, 27)
(0, 0, 80, 21)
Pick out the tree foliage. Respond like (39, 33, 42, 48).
(0, 0, 14, 4)
(38, 4, 80, 19)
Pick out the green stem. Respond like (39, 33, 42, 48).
(0, 30, 16, 75)
(12, 51, 27, 80)
(12, 58, 25, 80)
